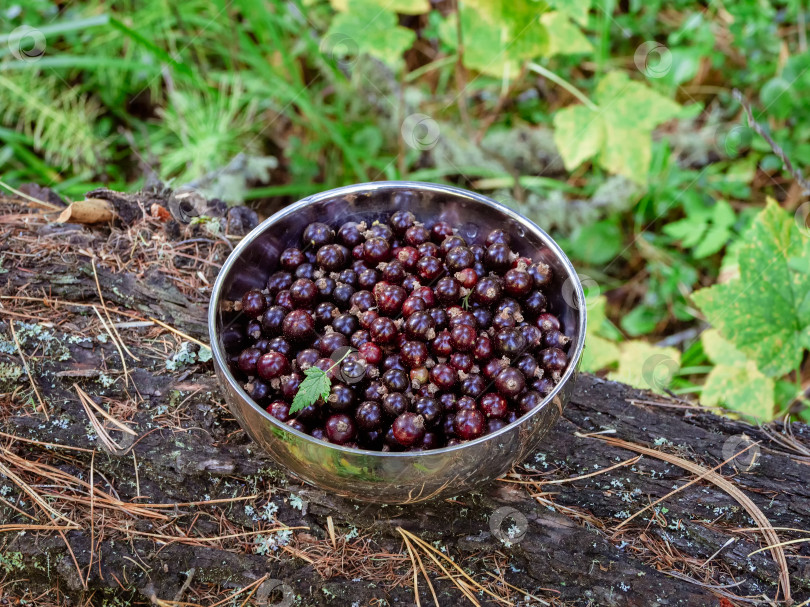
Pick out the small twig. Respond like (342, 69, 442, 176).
(733, 88, 810, 194)
(0, 179, 65, 210)
(8, 320, 49, 420)
(92, 305, 130, 387)
(148, 316, 209, 350)
(173, 568, 195, 603)
(528, 62, 599, 111)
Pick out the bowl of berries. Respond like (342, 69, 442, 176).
(209, 181, 586, 503)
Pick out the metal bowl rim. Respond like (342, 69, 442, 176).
(208, 180, 586, 458)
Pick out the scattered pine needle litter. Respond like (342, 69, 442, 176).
(74, 383, 137, 455)
(8, 319, 49, 420)
(577, 432, 793, 604)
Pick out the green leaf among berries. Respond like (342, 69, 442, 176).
(290, 366, 331, 414)
(692, 199, 810, 378)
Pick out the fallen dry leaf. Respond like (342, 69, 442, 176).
(56, 198, 115, 224)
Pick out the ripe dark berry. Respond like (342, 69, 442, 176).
(442, 413, 456, 437)
(350, 290, 376, 311)
(495, 367, 525, 398)
(518, 390, 544, 415)
(445, 246, 475, 271)
(267, 400, 291, 421)
(375, 283, 406, 315)
(370, 222, 393, 241)
(401, 341, 428, 368)
(460, 374, 486, 399)
(528, 262, 552, 287)
(274, 290, 294, 310)
(503, 269, 533, 297)
(280, 373, 302, 400)
(539, 347, 568, 375)
(536, 313, 561, 332)
(485, 243, 512, 272)
(247, 379, 271, 401)
(402, 296, 427, 317)
(532, 377, 556, 396)
(266, 337, 293, 358)
(357, 268, 381, 290)
(246, 320, 262, 341)
(382, 369, 409, 393)
(439, 393, 457, 412)
(382, 260, 406, 284)
(410, 366, 429, 386)
(303, 222, 334, 247)
(471, 306, 492, 329)
(434, 276, 460, 305)
(283, 310, 315, 342)
(332, 313, 358, 336)
(316, 244, 346, 271)
(392, 412, 426, 447)
(431, 331, 453, 357)
(473, 335, 494, 361)
(332, 283, 355, 309)
(257, 351, 290, 380)
(417, 242, 440, 259)
(363, 237, 391, 263)
(314, 301, 338, 326)
(356, 401, 383, 430)
(479, 393, 507, 418)
(413, 286, 436, 307)
(416, 256, 444, 281)
(450, 324, 476, 351)
(485, 229, 510, 247)
(396, 246, 420, 270)
(241, 289, 266, 318)
(487, 418, 507, 433)
(294, 263, 316, 280)
(382, 392, 408, 417)
(521, 324, 543, 348)
(339, 269, 358, 287)
(454, 409, 485, 440)
(430, 363, 457, 390)
(440, 235, 466, 255)
(359, 342, 383, 365)
(421, 431, 442, 449)
(429, 308, 448, 329)
(494, 328, 527, 357)
(431, 221, 453, 242)
(364, 381, 386, 402)
(318, 332, 348, 356)
(370, 317, 398, 344)
(456, 395, 477, 410)
(415, 397, 441, 426)
(338, 222, 365, 247)
(524, 290, 547, 315)
(390, 210, 416, 235)
(404, 311, 435, 341)
(280, 248, 306, 271)
(325, 414, 356, 444)
(543, 330, 570, 350)
(296, 348, 320, 370)
(472, 277, 502, 306)
(290, 278, 317, 308)
(449, 352, 474, 373)
(238, 347, 262, 374)
(267, 271, 293, 295)
(405, 225, 431, 246)
(515, 353, 539, 379)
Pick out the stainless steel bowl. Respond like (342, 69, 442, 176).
(209, 181, 586, 504)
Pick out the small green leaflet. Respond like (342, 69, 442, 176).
(541, 12, 593, 56)
(553, 72, 683, 183)
(548, 0, 590, 26)
(324, 0, 416, 68)
(290, 366, 331, 414)
(330, 0, 429, 14)
(700, 329, 774, 421)
(663, 198, 736, 259)
(692, 199, 810, 378)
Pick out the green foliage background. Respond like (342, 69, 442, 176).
(1, 0, 809, 421)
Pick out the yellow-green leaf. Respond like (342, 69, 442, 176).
(608, 341, 680, 394)
(541, 12, 593, 56)
(693, 199, 810, 377)
(330, 0, 430, 13)
(552, 105, 603, 170)
(580, 295, 620, 372)
(549, 0, 590, 26)
(700, 329, 775, 421)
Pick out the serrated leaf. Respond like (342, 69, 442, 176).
(693, 199, 810, 377)
(541, 12, 593, 56)
(290, 366, 331, 414)
(700, 329, 775, 420)
(607, 341, 680, 394)
(553, 72, 682, 183)
(325, 0, 416, 68)
(548, 0, 590, 26)
(448, 1, 549, 78)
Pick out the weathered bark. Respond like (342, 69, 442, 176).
(0, 191, 808, 607)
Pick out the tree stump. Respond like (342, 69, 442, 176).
(0, 190, 808, 607)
